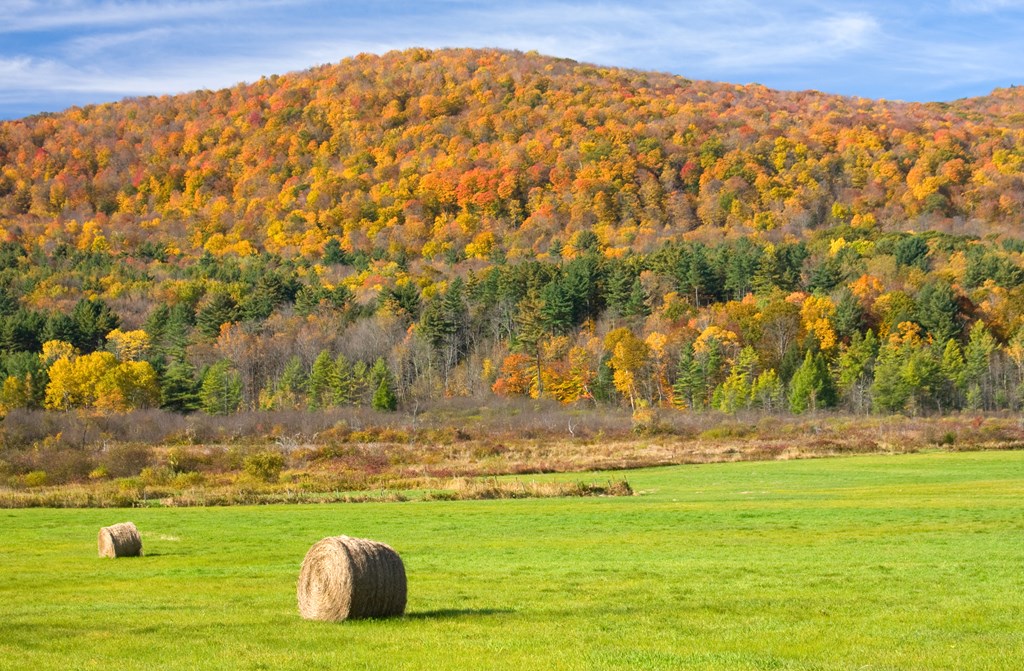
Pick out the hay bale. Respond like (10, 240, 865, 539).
(97, 521, 142, 558)
(297, 535, 406, 621)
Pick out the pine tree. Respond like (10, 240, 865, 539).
(160, 359, 200, 413)
(695, 336, 726, 408)
(71, 298, 121, 353)
(333, 354, 354, 405)
(622, 278, 651, 322)
(715, 346, 758, 413)
(514, 289, 547, 397)
(604, 262, 634, 317)
(789, 350, 836, 414)
(750, 369, 784, 412)
(371, 360, 398, 411)
(351, 360, 371, 405)
(307, 350, 339, 409)
(939, 339, 965, 409)
(199, 360, 241, 415)
(917, 280, 962, 344)
(963, 320, 996, 410)
(671, 344, 702, 410)
(196, 290, 238, 340)
(540, 280, 573, 334)
(836, 329, 878, 413)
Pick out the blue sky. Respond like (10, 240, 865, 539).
(2, 0, 1024, 119)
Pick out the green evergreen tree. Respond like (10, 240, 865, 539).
(562, 254, 603, 324)
(671, 344, 701, 409)
(962, 320, 996, 409)
(604, 262, 634, 317)
(323, 238, 348, 264)
(831, 288, 865, 342)
(622, 278, 651, 322)
(420, 277, 469, 389)
(715, 346, 758, 414)
(872, 337, 911, 413)
(591, 353, 617, 404)
(332, 354, 354, 405)
(160, 359, 201, 413)
(894, 235, 929, 270)
(199, 360, 242, 415)
(351, 360, 371, 405)
(917, 281, 962, 344)
(540, 279, 574, 334)
(371, 367, 398, 411)
(307, 350, 339, 409)
(940, 339, 966, 410)
(750, 369, 785, 412)
(723, 238, 762, 300)
(902, 344, 944, 414)
(789, 350, 836, 414)
(836, 329, 878, 413)
(196, 290, 239, 340)
(71, 298, 120, 352)
(695, 337, 726, 408)
(514, 289, 547, 397)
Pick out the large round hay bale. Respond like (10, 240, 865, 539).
(297, 535, 406, 621)
(97, 521, 142, 558)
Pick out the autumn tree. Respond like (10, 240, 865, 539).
(604, 327, 650, 410)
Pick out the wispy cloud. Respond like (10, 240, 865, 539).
(950, 0, 1024, 13)
(2, 0, 1024, 118)
(63, 27, 173, 58)
(0, 0, 310, 33)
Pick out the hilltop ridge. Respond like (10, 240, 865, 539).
(2, 47, 1023, 264)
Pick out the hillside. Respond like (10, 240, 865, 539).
(1, 48, 1024, 441)
(2, 48, 1023, 262)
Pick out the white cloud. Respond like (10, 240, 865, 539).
(63, 28, 173, 58)
(0, 0, 310, 33)
(950, 0, 1024, 12)
(1, 0, 1024, 116)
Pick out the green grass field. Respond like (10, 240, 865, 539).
(2, 450, 1023, 670)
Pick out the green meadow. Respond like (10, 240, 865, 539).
(2, 451, 1022, 671)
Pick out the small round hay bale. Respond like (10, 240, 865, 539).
(297, 535, 406, 621)
(97, 521, 142, 558)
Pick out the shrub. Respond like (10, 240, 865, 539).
(100, 444, 154, 477)
(140, 466, 174, 486)
(23, 470, 47, 487)
(173, 471, 205, 488)
(165, 446, 208, 473)
(244, 450, 285, 482)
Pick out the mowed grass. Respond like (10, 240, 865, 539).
(2, 451, 1023, 671)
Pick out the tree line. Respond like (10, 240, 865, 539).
(2, 226, 1024, 417)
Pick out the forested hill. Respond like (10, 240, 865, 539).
(2, 47, 1024, 263)
(2, 48, 1024, 424)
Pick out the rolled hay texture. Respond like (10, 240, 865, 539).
(97, 521, 142, 558)
(297, 535, 407, 621)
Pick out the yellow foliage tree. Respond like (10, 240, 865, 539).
(95, 361, 162, 412)
(645, 331, 670, 405)
(545, 346, 596, 404)
(800, 294, 837, 350)
(605, 327, 650, 410)
(44, 351, 118, 410)
(106, 329, 151, 362)
(40, 339, 77, 366)
(0, 374, 34, 412)
(693, 325, 738, 354)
